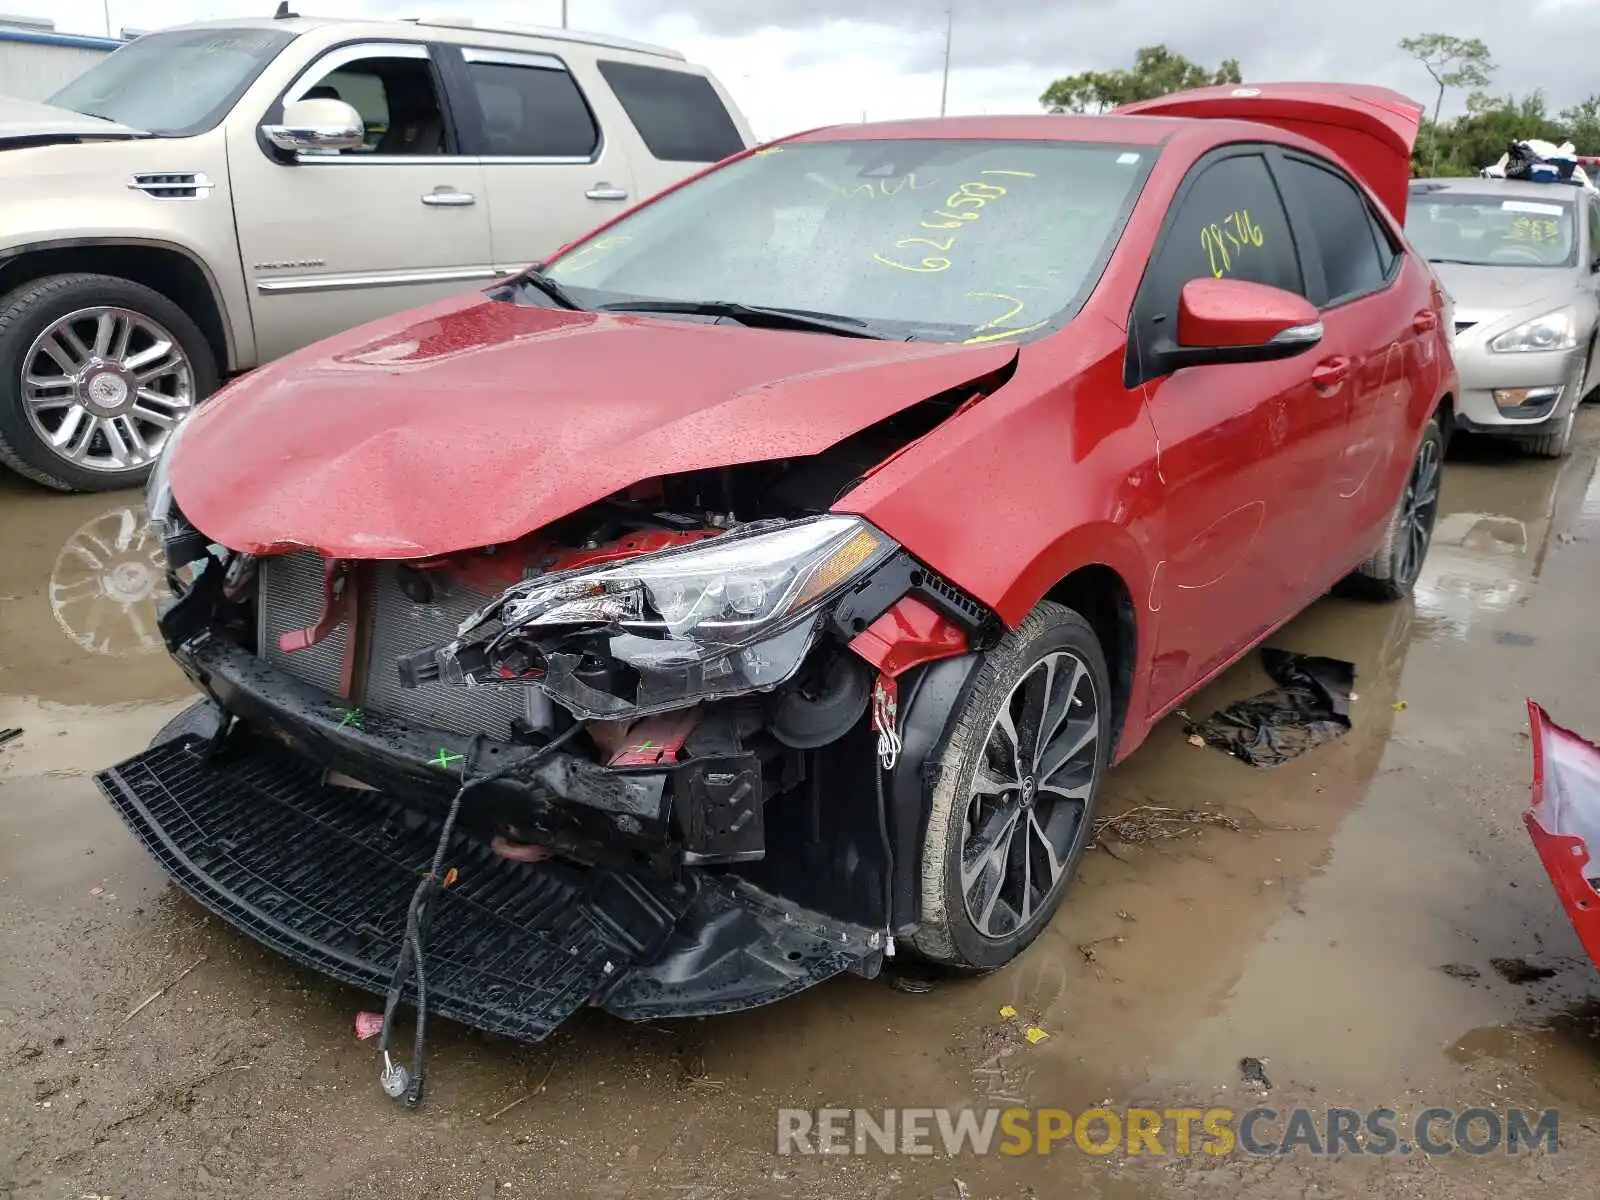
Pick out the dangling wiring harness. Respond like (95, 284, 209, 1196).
(375, 721, 588, 1107)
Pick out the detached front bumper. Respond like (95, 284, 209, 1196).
(96, 732, 881, 1042)
(1453, 345, 1586, 434)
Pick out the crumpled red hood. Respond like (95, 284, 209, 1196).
(171, 295, 1015, 558)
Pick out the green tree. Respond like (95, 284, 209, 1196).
(1399, 34, 1494, 171)
(1039, 44, 1242, 114)
(1559, 96, 1600, 153)
(1440, 91, 1566, 175)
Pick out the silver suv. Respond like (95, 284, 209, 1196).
(0, 15, 753, 491)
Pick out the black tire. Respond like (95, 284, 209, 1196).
(912, 601, 1111, 970)
(149, 698, 224, 748)
(1520, 405, 1577, 459)
(1352, 414, 1444, 600)
(0, 273, 218, 493)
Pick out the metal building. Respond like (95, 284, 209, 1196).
(0, 14, 126, 102)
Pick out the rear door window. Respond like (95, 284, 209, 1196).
(596, 60, 745, 163)
(459, 49, 599, 158)
(1278, 156, 1389, 305)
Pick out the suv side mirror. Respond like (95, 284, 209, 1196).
(1155, 277, 1323, 373)
(262, 98, 365, 154)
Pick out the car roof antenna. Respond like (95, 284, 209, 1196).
(273, 2, 299, 18)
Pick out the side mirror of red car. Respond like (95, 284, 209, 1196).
(1156, 277, 1323, 373)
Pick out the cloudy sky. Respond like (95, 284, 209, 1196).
(38, 0, 1600, 139)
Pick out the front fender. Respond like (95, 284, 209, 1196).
(0, 137, 252, 367)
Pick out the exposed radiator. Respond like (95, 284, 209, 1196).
(258, 553, 530, 739)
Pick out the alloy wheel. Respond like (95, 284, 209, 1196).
(49, 504, 169, 657)
(960, 650, 1099, 939)
(1394, 434, 1442, 586)
(20, 306, 194, 474)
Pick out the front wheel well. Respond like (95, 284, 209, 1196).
(0, 243, 231, 372)
(1042, 564, 1136, 751)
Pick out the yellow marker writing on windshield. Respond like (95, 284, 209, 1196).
(552, 235, 632, 274)
(872, 253, 952, 273)
(968, 292, 1028, 330)
(965, 320, 1050, 344)
(874, 171, 1029, 274)
(897, 235, 957, 251)
(962, 292, 1048, 343)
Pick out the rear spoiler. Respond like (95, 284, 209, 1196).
(1116, 83, 1424, 224)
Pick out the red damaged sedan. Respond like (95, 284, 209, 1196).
(101, 83, 1454, 1100)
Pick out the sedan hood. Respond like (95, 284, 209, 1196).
(171, 295, 1016, 558)
(0, 95, 146, 145)
(1431, 262, 1581, 323)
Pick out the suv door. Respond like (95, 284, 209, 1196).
(1130, 148, 1334, 714)
(438, 47, 636, 272)
(227, 41, 494, 361)
(1275, 152, 1415, 575)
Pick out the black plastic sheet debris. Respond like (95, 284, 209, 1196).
(1188, 649, 1355, 768)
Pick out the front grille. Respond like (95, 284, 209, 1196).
(258, 553, 529, 738)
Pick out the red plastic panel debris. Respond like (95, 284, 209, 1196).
(1524, 700, 1600, 974)
(607, 709, 702, 767)
(848, 596, 969, 678)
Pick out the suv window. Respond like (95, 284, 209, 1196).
(1133, 152, 1302, 374)
(1280, 157, 1388, 304)
(459, 52, 599, 158)
(48, 27, 292, 137)
(1588, 200, 1600, 267)
(290, 49, 453, 156)
(596, 60, 744, 163)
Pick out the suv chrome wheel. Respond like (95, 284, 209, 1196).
(21, 306, 195, 474)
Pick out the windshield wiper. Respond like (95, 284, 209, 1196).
(1426, 257, 1488, 266)
(512, 268, 585, 311)
(596, 299, 899, 340)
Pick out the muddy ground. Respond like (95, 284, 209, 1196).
(5, 418, 1600, 1200)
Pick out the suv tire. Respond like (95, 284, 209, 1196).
(1520, 405, 1577, 459)
(0, 273, 218, 492)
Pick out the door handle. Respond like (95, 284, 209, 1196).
(1413, 309, 1439, 333)
(421, 189, 476, 207)
(1311, 356, 1351, 389)
(585, 184, 629, 201)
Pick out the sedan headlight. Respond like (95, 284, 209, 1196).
(1489, 308, 1579, 353)
(144, 410, 198, 536)
(408, 515, 900, 719)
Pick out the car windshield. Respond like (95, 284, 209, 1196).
(48, 27, 293, 137)
(539, 138, 1155, 343)
(1404, 191, 1578, 268)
